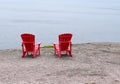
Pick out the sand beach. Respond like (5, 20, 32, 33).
(0, 42, 120, 84)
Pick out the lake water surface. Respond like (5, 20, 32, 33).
(0, 0, 120, 49)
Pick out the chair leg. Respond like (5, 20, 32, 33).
(54, 50, 56, 55)
(54, 48, 57, 55)
(38, 50, 40, 55)
(69, 51, 72, 57)
(37, 49, 40, 56)
(22, 52, 26, 58)
(33, 53, 36, 58)
(58, 51, 61, 58)
(38, 47, 40, 55)
(33, 51, 37, 58)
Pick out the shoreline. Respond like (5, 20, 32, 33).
(0, 42, 120, 84)
(1, 42, 120, 50)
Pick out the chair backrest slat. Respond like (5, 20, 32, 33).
(21, 33, 35, 51)
(59, 33, 72, 51)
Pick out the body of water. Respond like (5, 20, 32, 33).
(0, 0, 120, 49)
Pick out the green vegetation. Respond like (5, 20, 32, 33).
(41, 45, 53, 48)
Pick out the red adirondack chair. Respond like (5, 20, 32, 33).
(53, 33, 73, 57)
(21, 33, 41, 58)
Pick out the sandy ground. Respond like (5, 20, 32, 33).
(0, 42, 120, 84)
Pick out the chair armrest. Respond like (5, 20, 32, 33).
(37, 42, 41, 45)
(53, 42, 57, 45)
(53, 42, 58, 45)
(35, 42, 41, 47)
(53, 42, 59, 48)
